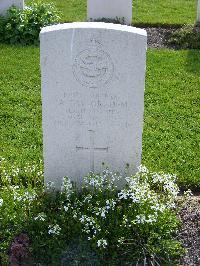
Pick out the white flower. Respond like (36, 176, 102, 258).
(118, 190, 128, 200)
(80, 215, 85, 223)
(166, 201, 176, 209)
(152, 172, 179, 199)
(101, 210, 106, 218)
(135, 214, 157, 224)
(24, 191, 36, 201)
(150, 203, 166, 212)
(146, 214, 157, 223)
(184, 189, 193, 197)
(79, 215, 100, 236)
(61, 177, 73, 199)
(64, 206, 69, 212)
(138, 165, 149, 173)
(83, 195, 92, 203)
(84, 170, 122, 189)
(152, 173, 164, 183)
(34, 213, 46, 221)
(13, 189, 37, 202)
(105, 199, 116, 210)
(135, 214, 146, 224)
(48, 224, 61, 235)
(0, 199, 3, 207)
(94, 206, 108, 218)
(46, 181, 55, 190)
(73, 211, 77, 218)
(97, 239, 107, 248)
(13, 193, 22, 201)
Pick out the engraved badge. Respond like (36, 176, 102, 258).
(73, 41, 114, 88)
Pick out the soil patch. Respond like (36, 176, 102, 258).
(144, 24, 200, 49)
(144, 26, 179, 49)
(178, 196, 200, 266)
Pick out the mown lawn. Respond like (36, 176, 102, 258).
(0, 44, 199, 189)
(144, 49, 200, 190)
(0, 45, 42, 166)
(27, 0, 198, 25)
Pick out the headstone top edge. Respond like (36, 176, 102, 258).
(40, 22, 147, 37)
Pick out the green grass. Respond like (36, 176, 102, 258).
(133, 0, 197, 25)
(0, 45, 42, 166)
(143, 49, 200, 190)
(0, 45, 199, 189)
(27, 0, 198, 25)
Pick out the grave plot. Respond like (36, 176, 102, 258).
(87, 0, 132, 25)
(40, 22, 147, 188)
(0, 0, 24, 15)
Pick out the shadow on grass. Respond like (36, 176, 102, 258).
(133, 22, 183, 29)
(185, 49, 200, 74)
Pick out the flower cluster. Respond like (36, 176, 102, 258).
(72, 166, 182, 250)
(13, 190, 37, 202)
(0, 164, 185, 265)
(48, 224, 61, 236)
(0, 160, 43, 187)
(79, 215, 101, 236)
(61, 176, 73, 199)
(97, 239, 107, 249)
(83, 169, 122, 190)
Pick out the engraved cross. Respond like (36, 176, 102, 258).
(76, 130, 109, 172)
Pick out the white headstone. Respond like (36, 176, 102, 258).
(87, 0, 132, 25)
(197, 0, 200, 22)
(0, 0, 24, 15)
(40, 22, 147, 189)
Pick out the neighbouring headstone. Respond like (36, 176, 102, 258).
(197, 0, 200, 22)
(0, 0, 24, 15)
(40, 22, 147, 189)
(87, 0, 132, 25)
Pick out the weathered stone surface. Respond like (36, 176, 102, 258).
(197, 0, 200, 22)
(87, 0, 132, 25)
(0, 0, 24, 15)
(40, 22, 147, 189)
